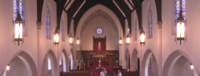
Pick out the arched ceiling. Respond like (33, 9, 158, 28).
(63, 0, 136, 36)
(37, 0, 162, 36)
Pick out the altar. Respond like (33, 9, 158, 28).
(76, 36, 119, 69)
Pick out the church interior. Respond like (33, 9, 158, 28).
(0, 0, 200, 76)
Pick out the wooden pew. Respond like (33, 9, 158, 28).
(107, 70, 139, 76)
(60, 71, 93, 76)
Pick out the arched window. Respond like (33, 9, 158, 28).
(61, 18, 65, 41)
(13, 0, 24, 26)
(135, 18, 138, 40)
(48, 57, 52, 70)
(175, 0, 186, 33)
(148, 5, 153, 38)
(13, 0, 18, 22)
(46, 5, 51, 38)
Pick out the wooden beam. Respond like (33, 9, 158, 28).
(73, 0, 126, 36)
(67, 0, 84, 33)
(56, 0, 68, 30)
(37, 0, 44, 22)
(155, 0, 162, 21)
(115, 0, 132, 34)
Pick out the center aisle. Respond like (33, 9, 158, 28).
(86, 66, 113, 76)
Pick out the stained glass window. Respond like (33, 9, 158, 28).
(46, 5, 51, 38)
(135, 18, 137, 40)
(61, 18, 65, 41)
(13, 0, 24, 23)
(13, 0, 24, 34)
(13, 0, 18, 22)
(175, 0, 186, 32)
(19, 0, 24, 22)
(96, 28, 103, 35)
(148, 5, 153, 37)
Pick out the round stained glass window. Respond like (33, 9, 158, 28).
(96, 28, 103, 35)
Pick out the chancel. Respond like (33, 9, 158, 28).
(0, 0, 200, 76)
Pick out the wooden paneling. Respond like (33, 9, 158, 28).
(76, 50, 119, 66)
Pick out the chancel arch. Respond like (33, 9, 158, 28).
(80, 10, 119, 50)
(41, 50, 58, 76)
(76, 4, 123, 38)
(2, 51, 37, 76)
(142, 49, 158, 76)
(162, 50, 199, 76)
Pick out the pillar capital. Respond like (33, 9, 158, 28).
(157, 21, 163, 28)
(37, 22, 42, 29)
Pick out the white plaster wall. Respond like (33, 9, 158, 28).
(162, 0, 200, 74)
(130, 11, 141, 71)
(0, 0, 70, 75)
(0, 0, 38, 75)
(7, 57, 28, 76)
(129, 0, 200, 75)
(81, 15, 118, 50)
(128, 0, 160, 75)
(141, 0, 159, 65)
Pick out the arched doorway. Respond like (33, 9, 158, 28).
(41, 50, 58, 76)
(163, 50, 199, 76)
(59, 49, 68, 72)
(126, 49, 130, 69)
(2, 51, 37, 76)
(131, 49, 139, 71)
(142, 49, 158, 76)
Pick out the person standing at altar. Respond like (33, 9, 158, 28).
(100, 69, 105, 76)
(104, 68, 107, 76)
(117, 70, 122, 76)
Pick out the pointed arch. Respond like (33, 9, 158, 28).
(142, 49, 158, 76)
(76, 4, 123, 38)
(162, 49, 200, 76)
(41, 50, 58, 76)
(60, 49, 68, 72)
(2, 50, 38, 76)
(131, 49, 138, 71)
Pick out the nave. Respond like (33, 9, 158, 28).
(1, 0, 200, 76)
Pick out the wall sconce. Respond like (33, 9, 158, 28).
(6, 64, 10, 71)
(76, 37, 80, 45)
(190, 64, 194, 70)
(126, 34, 130, 45)
(119, 37, 122, 45)
(53, 30, 59, 45)
(69, 34, 73, 45)
(14, 11, 23, 46)
(140, 31, 145, 45)
(176, 0, 185, 45)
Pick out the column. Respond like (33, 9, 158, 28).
(37, 22, 42, 76)
(140, 42, 143, 76)
(157, 21, 162, 76)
